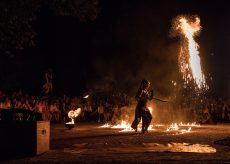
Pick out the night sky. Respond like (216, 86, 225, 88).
(0, 0, 229, 98)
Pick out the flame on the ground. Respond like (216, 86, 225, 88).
(99, 104, 200, 134)
(99, 107, 155, 132)
(100, 123, 111, 128)
(175, 16, 207, 90)
(66, 108, 81, 124)
(100, 121, 200, 134)
(118, 107, 153, 132)
(111, 120, 131, 129)
(119, 124, 155, 132)
(166, 122, 199, 134)
(166, 123, 179, 131)
(179, 122, 200, 127)
(155, 124, 164, 127)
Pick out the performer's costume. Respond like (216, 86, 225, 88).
(131, 80, 153, 133)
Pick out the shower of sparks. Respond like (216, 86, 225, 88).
(174, 16, 208, 90)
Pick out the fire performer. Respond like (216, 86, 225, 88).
(131, 79, 154, 133)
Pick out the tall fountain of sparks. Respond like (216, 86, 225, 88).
(175, 16, 207, 90)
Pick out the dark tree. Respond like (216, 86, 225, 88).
(0, 0, 99, 57)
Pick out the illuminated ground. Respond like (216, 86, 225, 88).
(5, 123, 230, 163)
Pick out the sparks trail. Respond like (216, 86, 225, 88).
(173, 15, 208, 91)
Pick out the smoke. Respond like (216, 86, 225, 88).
(84, 5, 206, 124)
(89, 43, 179, 99)
(87, 18, 180, 98)
(86, 13, 207, 123)
(111, 98, 196, 125)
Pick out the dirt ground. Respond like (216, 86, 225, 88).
(3, 122, 230, 163)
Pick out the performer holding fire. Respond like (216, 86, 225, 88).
(131, 79, 154, 133)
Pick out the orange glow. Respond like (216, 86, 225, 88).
(99, 107, 155, 132)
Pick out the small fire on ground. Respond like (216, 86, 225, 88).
(166, 122, 200, 134)
(99, 106, 200, 133)
(100, 120, 155, 132)
(100, 107, 155, 132)
(100, 121, 200, 134)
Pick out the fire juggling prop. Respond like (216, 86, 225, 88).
(174, 16, 208, 90)
(65, 108, 81, 130)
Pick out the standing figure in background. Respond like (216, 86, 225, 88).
(43, 69, 53, 96)
(131, 79, 154, 133)
(97, 103, 104, 123)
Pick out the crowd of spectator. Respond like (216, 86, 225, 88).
(0, 90, 130, 124)
(0, 90, 229, 124)
(202, 98, 230, 124)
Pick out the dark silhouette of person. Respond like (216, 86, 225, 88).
(43, 69, 53, 95)
(131, 79, 154, 133)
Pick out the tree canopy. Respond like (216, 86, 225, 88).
(0, 0, 99, 57)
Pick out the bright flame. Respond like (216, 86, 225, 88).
(100, 121, 199, 134)
(98, 104, 199, 134)
(66, 108, 81, 124)
(155, 124, 164, 127)
(166, 123, 179, 131)
(166, 122, 199, 134)
(68, 108, 81, 119)
(179, 122, 200, 127)
(180, 127, 192, 133)
(176, 16, 207, 89)
(66, 118, 75, 124)
(148, 106, 153, 115)
(83, 95, 89, 98)
(100, 123, 111, 128)
(111, 120, 131, 129)
(99, 107, 155, 132)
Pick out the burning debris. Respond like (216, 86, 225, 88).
(98, 106, 155, 132)
(99, 119, 200, 134)
(100, 122, 200, 134)
(99, 120, 155, 133)
(115, 107, 155, 132)
(179, 122, 200, 127)
(165, 122, 200, 134)
(98, 97, 201, 134)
